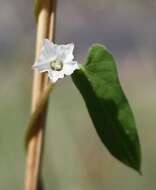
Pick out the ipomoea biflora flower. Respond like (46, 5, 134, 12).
(33, 39, 79, 83)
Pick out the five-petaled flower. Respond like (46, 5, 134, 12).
(33, 39, 79, 83)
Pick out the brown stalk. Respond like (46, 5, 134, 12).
(25, 0, 57, 190)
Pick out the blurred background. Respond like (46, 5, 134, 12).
(0, 0, 156, 189)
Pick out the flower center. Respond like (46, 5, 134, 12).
(50, 59, 63, 71)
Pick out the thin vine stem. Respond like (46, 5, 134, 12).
(25, 0, 57, 190)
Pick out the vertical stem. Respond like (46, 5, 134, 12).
(25, 0, 57, 190)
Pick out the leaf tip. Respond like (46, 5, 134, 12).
(128, 152, 142, 174)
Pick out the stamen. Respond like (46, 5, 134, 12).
(50, 59, 63, 71)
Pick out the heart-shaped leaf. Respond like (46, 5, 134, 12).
(72, 44, 141, 172)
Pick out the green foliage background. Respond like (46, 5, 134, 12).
(0, 0, 156, 189)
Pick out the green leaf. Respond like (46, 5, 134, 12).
(72, 44, 141, 172)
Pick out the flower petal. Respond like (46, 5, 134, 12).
(37, 39, 57, 64)
(63, 61, 79, 75)
(48, 70, 64, 83)
(57, 43, 74, 63)
(33, 62, 50, 72)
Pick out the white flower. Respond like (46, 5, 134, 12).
(33, 39, 79, 83)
